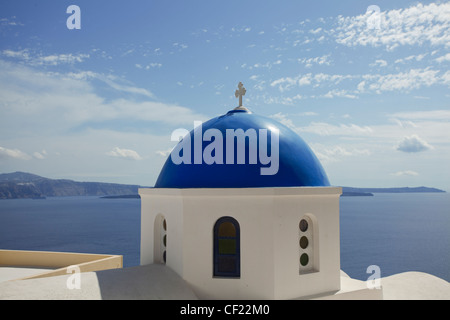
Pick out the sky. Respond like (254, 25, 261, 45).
(0, 0, 449, 190)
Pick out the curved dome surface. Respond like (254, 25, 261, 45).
(155, 109, 330, 188)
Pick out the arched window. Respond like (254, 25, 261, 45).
(213, 216, 240, 277)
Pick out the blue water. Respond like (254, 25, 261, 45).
(0, 196, 141, 267)
(0, 193, 449, 281)
(340, 193, 449, 281)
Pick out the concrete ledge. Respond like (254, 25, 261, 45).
(0, 249, 122, 280)
(0, 264, 198, 300)
(1, 263, 448, 299)
(301, 273, 383, 300)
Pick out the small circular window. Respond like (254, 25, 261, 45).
(299, 215, 315, 274)
(299, 219, 308, 232)
(300, 253, 309, 266)
(299, 236, 309, 249)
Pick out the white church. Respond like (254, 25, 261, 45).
(139, 82, 366, 299)
(1, 83, 448, 300)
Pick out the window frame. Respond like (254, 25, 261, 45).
(213, 216, 241, 278)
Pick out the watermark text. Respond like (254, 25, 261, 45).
(171, 121, 280, 175)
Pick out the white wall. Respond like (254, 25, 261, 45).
(139, 187, 342, 300)
(273, 193, 341, 298)
(182, 191, 276, 299)
(140, 189, 185, 276)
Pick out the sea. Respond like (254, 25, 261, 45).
(0, 193, 449, 282)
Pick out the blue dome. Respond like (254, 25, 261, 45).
(155, 109, 330, 188)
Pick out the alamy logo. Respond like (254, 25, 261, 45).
(170, 121, 280, 176)
(66, 5, 81, 30)
(66, 265, 81, 289)
(366, 265, 381, 289)
(366, 5, 381, 30)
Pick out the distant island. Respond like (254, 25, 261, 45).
(0, 172, 142, 199)
(341, 190, 374, 197)
(341, 186, 446, 196)
(0, 171, 446, 199)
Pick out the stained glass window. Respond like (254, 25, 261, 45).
(214, 217, 240, 277)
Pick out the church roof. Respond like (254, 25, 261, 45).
(155, 107, 330, 188)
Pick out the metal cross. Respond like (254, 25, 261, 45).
(235, 82, 246, 107)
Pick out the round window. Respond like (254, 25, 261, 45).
(299, 236, 309, 249)
(299, 219, 308, 232)
(300, 253, 309, 266)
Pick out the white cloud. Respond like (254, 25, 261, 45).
(0, 59, 208, 143)
(311, 144, 371, 163)
(298, 73, 312, 86)
(270, 66, 448, 97)
(298, 55, 332, 68)
(231, 26, 252, 33)
(366, 68, 441, 93)
(67, 70, 155, 98)
(0, 17, 24, 27)
(390, 118, 418, 129)
(102, 78, 154, 98)
(269, 112, 296, 129)
(36, 53, 89, 66)
(323, 89, 357, 99)
(270, 76, 298, 92)
(441, 70, 450, 85)
(390, 170, 419, 176)
(395, 53, 427, 64)
(33, 150, 47, 160)
(2, 49, 30, 60)
(0, 146, 31, 160)
(155, 148, 173, 157)
(309, 27, 322, 34)
(435, 53, 450, 63)
(172, 43, 188, 50)
(356, 81, 366, 92)
(149, 63, 162, 69)
(2, 49, 89, 66)
(262, 95, 302, 106)
(334, 2, 450, 50)
(370, 59, 387, 67)
(106, 147, 143, 160)
(270, 72, 355, 92)
(298, 122, 373, 136)
(242, 60, 283, 70)
(134, 62, 162, 70)
(396, 134, 433, 153)
(389, 110, 450, 120)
